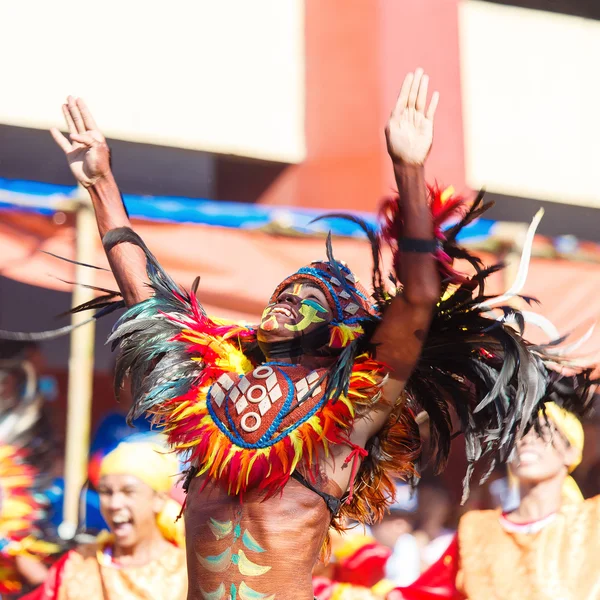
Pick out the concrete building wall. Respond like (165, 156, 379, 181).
(460, 0, 600, 209)
(0, 0, 306, 163)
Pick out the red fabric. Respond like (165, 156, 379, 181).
(20, 551, 71, 600)
(334, 542, 391, 588)
(313, 576, 335, 600)
(387, 536, 463, 600)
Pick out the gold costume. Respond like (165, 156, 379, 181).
(52, 535, 187, 600)
(455, 405, 596, 600)
(389, 404, 598, 600)
(24, 443, 187, 600)
(456, 496, 600, 600)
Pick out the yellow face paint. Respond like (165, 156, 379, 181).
(284, 300, 327, 332)
(261, 284, 329, 334)
(260, 315, 279, 332)
(260, 306, 280, 331)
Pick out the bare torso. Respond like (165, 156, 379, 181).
(184, 385, 398, 600)
(185, 474, 342, 600)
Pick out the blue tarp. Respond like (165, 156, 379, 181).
(0, 177, 496, 242)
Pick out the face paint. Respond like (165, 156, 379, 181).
(260, 316, 279, 332)
(259, 306, 280, 332)
(283, 299, 328, 333)
(259, 277, 338, 348)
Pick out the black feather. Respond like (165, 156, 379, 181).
(41, 250, 111, 271)
(311, 213, 387, 307)
(102, 227, 211, 423)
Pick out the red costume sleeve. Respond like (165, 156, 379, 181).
(20, 551, 71, 600)
(387, 536, 463, 600)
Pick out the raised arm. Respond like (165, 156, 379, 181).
(50, 97, 150, 306)
(374, 69, 440, 381)
(353, 69, 440, 443)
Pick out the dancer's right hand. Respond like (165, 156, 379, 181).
(50, 97, 111, 187)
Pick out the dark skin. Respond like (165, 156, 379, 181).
(258, 282, 333, 345)
(52, 68, 440, 600)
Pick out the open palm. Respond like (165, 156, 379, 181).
(50, 97, 111, 187)
(386, 69, 439, 166)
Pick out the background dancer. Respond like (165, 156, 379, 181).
(0, 345, 59, 598)
(389, 401, 598, 600)
(24, 441, 186, 600)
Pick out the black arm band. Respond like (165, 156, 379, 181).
(399, 238, 440, 253)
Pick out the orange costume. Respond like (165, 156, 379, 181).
(457, 496, 599, 600)
(27, 532, 186, 600)
(389, 405, 599, 600)
(390, 497, 600, 600)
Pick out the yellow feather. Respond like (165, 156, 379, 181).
(246, 452, 259, 486)
(339, 396, 355, 416)
(306, 415, 323, 438)
(170, 401, 191, 418)
(176, 404, 202, 420)
(440, 185, 456, 203)
(290, 432, 304, 472)
(218, 446, 237, 477)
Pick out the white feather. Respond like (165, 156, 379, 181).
(478, 208, 544, 310)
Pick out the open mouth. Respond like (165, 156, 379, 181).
(517, 450, 540, 465)
(269, 305, 297, 320)
(111, 515, 134, 537)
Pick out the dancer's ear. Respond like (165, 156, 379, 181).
(563, 444, 580, 472)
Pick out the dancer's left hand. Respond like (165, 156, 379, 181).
(385, 68, 439, 166)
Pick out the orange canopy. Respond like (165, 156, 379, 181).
(1, 209, 599, 362)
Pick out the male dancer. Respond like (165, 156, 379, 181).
(388, 402, 598, 600)
(24, 442, 186, 600)
(44, 69, 592, 600)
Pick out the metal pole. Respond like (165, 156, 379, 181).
(59, 191, 97, 540)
